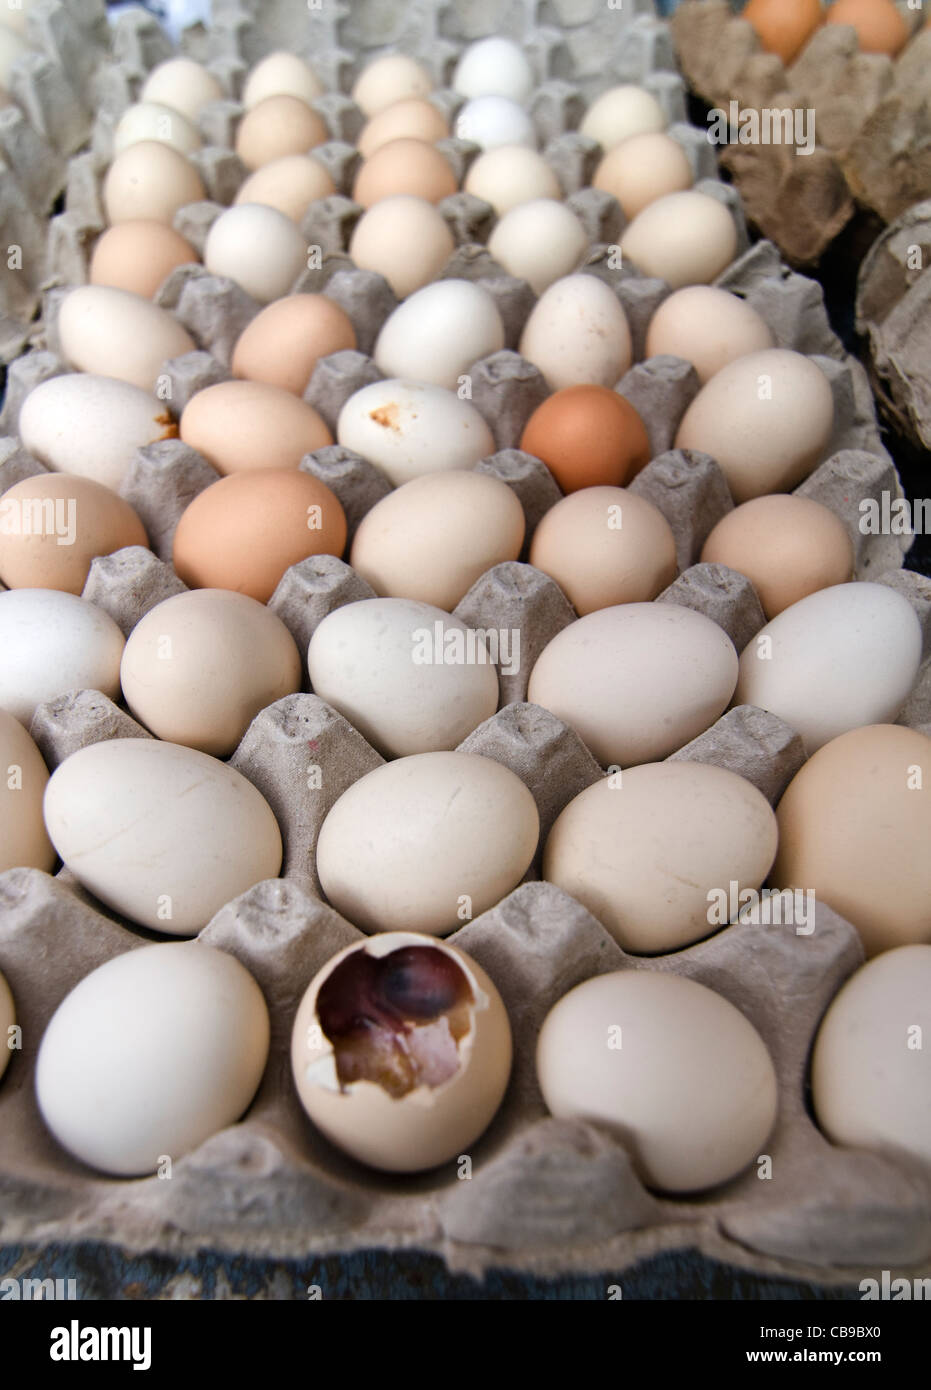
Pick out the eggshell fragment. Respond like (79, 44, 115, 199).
(519, 274, 633, 390)
(44, 739, 282, 934)
(336, 379, 495, 486)
(579, 84, 668, 149)
(89, 221, 199, 299)
(103, 141, 206, 226)
(463, 144, 562, 215)
(374, 280, 505, 390)
(520, 386, 649, 492)
(352, 138, 458, 207)
(141, 58, 223, 121)
(57, 286, 195, 393)
(620, 190, 738, 289)
(0, 589, 125, 726)
(36, 943, 269, 1175)
(234, 155, 335, 222)
(352, 54, 434, 116)
(316, 752, 539, 935)
(0, 970, 14, 1082)
(231, 294, 356, 395)
(348, 196, 455, 299)
(356, 99, 449, 157)
(204, 204, 308, 303)
(0, 709, 55, 873)
(644, 286, 775, 385)
(242, 51, 323, 108)
(593, 133, 693, 219)
(179, 380, 332, 474)
(235, 94, 328, 170)
(487, 198, 588, 294)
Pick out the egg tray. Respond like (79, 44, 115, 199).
(670, 0, 931, 265)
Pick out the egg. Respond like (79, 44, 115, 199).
(57, 286, 195, 394)
(825, 0, 909, 56)
(0, 969, 14, 1083)
(0, 709, 55, 873)
(735, 582, 921, 754)
(544, 762, 778, 953)
(336, 379, 495, 485)
(172, 469, 347, 603)
(811, 945, 931, 1167)
(520, 386, 649, 492)
(0, 474, 148, 594)
(141, 58, 223, 121)
(356, 99, 449, 157)
(453, 36, 534, 104)
(593, 132, 693, 220)
(373, 280, 505, 391)
(700, 494, 855, 619)
(0, 589, 124, 726)
(674, 348, 835, 503)
(307, 598, 499, 757)
(179, 381, 332, 473)
(36, 943, 269, 1176)
(352, 138, 458, 207)
(204, 204, 308, 303)
(317, 752, 538, 935)
(527, 602, 739, 767)
(771, 724, 931, 956)
(536, 971, 778, 1193)
(529, 486, 676, 612)
(644, 286, 775, 385)
(290, 933, 511, 1172)
(620, 190, 739, 288)
(44, 739, 282, 933)
(231, 294, 356, 395)
(121, 589, 301, 757)
(487, 198, 588, 294)
(455, 95, 536, 150)
(18, 373, 175, 492)
(351, 54, 434, 117)
(234, 155, 335, 222)
(242, 51, 324, 108)
(743, 0, 825, 64)
(113, 101, 202, 156)
(348, 195, 455, 298)
(89, 221, 199, 299)
(234, 94, 328, 170)
(350, 471, 524, 610)
(103, 141, 206, 226)
(519, 274, 633, 390)
(463, 145, 561, 215)
(579, 84, 668, 150)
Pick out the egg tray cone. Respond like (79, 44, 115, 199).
(1, 0, 931, 1283)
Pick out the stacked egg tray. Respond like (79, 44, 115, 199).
(1, 0, 931, 1285)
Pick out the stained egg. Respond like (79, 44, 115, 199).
(179, 380, 333, 473)
(336, 379, 495, 485)
(231, 294, 356, 395)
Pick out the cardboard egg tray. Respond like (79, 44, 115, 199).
(1, 0, 931, 1284)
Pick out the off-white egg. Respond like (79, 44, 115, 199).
(204, 203, 308, 303)
(291, 932, 511, 1172)
(527, 602, 739, 767)
(57, 286, 195, 393)
(579, 84, 668, 149)
(463, 144, 562, 215)
(620, 190, 738, 288)
(593, 132, 693, 219)
(36, 943, 269, 1176)
(44, 738, 282, 934)
(0, 969, 14, 1083)
(519, 274, 633, 390)
(317, 752, 538, 935)
(121, 589, 302, 757)
(352, 54, 434, 116)
(242, 51, 323, 108)
(453, 36, 534, 104)
(336, 379, 495, 485)
(0, 708, 55, 873)
(113, 101, 202, 155)
(307, 598, 499, 757)
(0, 589, 124, 726)
(179, 379, 332, 473)
(455, 94, 536, 150)
(141, 58, 223, 121)
(645, 286, 775, 384)
(103, 141, 206, 226)
(351, 471, 525, 610)
(235, 95, 328, 170)
(487, 198, 588, 295)
(349, 195, 455, 298)
(373, 279, 505, 391)
(537, 971, 778, 1192)
(234, 154, 335, 222)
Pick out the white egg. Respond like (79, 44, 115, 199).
(0, 589, 125, 726)
(620, 190, 738, 289)
(57, 286, 195, 394)
(488, 198, 588, 294)
(519, 273, 633, 389)
(0, 708, 55, 873)
(336, 378, 495, 485)
(113, 101, 202, 155)
(204, 204, 308, 304)
(464, 144, 562, 215)
(373, 280, 505, 391)
(453, 37, 534, 104)
(455, 95, 536, 150)
(242, 51, 323, 108)
(579, 84, 668, 149)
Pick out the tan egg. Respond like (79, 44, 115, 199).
(234, 154, 335, 221)
(645, 286, 774, 384)
(349, 195, 455, 298)
(463, 144, 562, 215)
(113, 101, 202, 156)
(242, 51, 324, 109)
(291, 933, 512, 1173)
(620, 190, 738, 289)
(103, 141, 206, 226)
(529, 486, 677, 614)
(0, 969, 14, 1082)
(357, 98, 449, 156)
(141, 58, 223, 121)
(235, 95, 328, 171)
(231, 295, 356, 395)
(0, 708, 55, 873)
(771, 724, 931, 956)
(593, 133, 693, 219)
(352, 138, 457, 208)
(179, 380, 332, 474)
(89, 220, 199, 298)
(825, 0, 909, 56)
(57, 286, 195, 394)
(351, 471, 525, 611)
(352, 54, 434, 116)
(172, 468, 347, 603)
(0, 474, 148, 594)
(579, 84, 668, 150)
(701, 494, 854, 618)
(121, 589, 302, 757)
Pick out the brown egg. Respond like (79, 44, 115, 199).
(743, 0, 824, 64)
(0, 473, 148, 594)
(89, 220, 199, 298)
(700, 494, 855, 619)
(825, 0, 909, 55)
(231, 295, 357, 395)
(180, 380, 333, 474)
(235, 95, 328, 170)
(172, 469, 347, 602)
(356, 99, 449, 157)
(234, 154, 335, 222)
(519, 386, 651, 493)
(352, 138, 458, 208)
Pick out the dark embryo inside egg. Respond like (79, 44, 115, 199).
(316, 946, 474, 1099)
